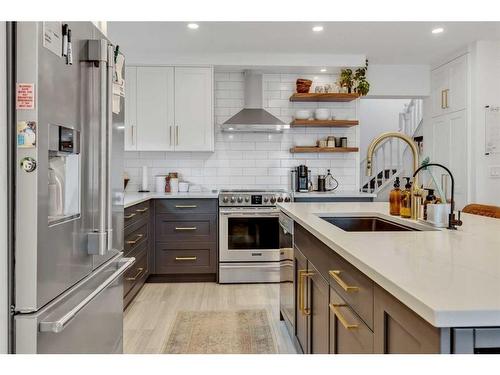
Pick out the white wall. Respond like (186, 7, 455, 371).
(0, 21, 9, 354)
(469, 41, 500, 205)
(367, 64, 430, 98)
(358, 98, 410, 158)
(124, 71, 360, 192)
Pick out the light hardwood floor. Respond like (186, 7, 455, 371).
(124, 282, 298, 354)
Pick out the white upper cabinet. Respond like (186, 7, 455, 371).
(124, 65, 214, 152)
(174, 67, 214, 151)
(431, 54, 467, 118)
(136, 67, 175, 151)
(124, 66, 137, 151)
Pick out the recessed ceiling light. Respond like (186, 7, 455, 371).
(312, 26, 324, 32)
(320, 68, 327, 72)
(432, 27, 444, 34)
(187, 23, 199, 30)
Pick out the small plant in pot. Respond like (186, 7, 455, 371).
(339, 68, 353, 93)
(353, 59, 370, 96)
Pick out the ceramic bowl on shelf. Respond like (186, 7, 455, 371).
(295, 109, 312, 120)
(315, 108, 331, 120)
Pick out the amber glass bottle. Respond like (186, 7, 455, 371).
(400, 177, 412, 218)
(389, 177, 401, 215)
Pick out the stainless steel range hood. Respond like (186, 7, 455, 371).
(221, 71, 288, 132)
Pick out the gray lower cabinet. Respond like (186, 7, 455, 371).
(123, 200, 152, 309)
(293, 222, 442, 354)
(153, 198, 218, 281)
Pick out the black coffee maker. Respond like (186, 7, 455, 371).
(296, 165, 310, 192)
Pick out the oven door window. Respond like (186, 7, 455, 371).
(227, 217, 279, 250)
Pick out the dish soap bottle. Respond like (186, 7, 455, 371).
(400, 177, 412, 218)
(389, 177, 401, 215)
(423, 188, 437, 220)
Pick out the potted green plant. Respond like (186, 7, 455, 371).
(353, 59, 370, 96)
(339, 68, 353, 93)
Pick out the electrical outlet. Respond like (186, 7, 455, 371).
(490, 166, 500, 178)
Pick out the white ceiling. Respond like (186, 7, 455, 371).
(108, 21, 500, 65)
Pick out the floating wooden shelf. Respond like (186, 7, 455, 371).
(290, 146, 359, 153)
(289, 93, 360, 102)
(290, 119, 359, 127)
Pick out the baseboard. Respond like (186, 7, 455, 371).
(147, 273, 217, 283)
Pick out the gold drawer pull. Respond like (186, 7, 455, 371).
(174, 227, 197, 231)
(124, 213, 136, 219)
(298, 270, 314, 316)
(125, 233, 144, 245)
(136, 207, 149, 213)
(175, 205, 197, 208)
(175, 256, 197, 261)
(125, 267, 144, 281)
(329, 303, 359, 330)
(329, 270, 359, 293)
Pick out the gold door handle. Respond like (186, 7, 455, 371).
(329, 303, 359, 330)
(136, 207, 149, 213)
(125, 267, 144, 281)
(124, 213, 136, 219)
(175, 227, 197, 231)
(125, 233, 144, 245)
(299, 270, 314, 316)
(175, 205, 197, 208)
(329, 270, 359, 293)
(175, 256, 197, 261)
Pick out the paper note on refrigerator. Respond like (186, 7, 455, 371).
(485, 106, 500, 155)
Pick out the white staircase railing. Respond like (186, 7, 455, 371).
(360, 99, 423, 194)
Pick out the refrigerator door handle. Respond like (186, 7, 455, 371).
(106, 43, 114, 251)
(38, 257, 135, 334)
(87, 39, 109, 256)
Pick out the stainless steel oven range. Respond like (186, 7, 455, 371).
(219, 189, 291, 283)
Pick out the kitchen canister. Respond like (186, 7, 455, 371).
(178, 182, 189, 192)
(155, 175, 167, 193)
(426, 203, 451, 228)
(170, 177, 179, 193)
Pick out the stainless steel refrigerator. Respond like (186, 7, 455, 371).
(8, 22, 134, 353)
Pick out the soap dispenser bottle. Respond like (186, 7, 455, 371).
(389, 177, 401, 216)
(400, 177, 412, 218)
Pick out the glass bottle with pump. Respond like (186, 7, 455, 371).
(400, 177, 412, 218)
(389, 177, 401, 215)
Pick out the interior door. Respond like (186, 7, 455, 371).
(174, 67, 213, 151)
(136, 66, 174, 151)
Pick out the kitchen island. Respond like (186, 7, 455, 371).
(278, 202, 500, 354)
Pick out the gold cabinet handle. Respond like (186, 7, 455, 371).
(125, 233, 144, 245)
(329, 303, 359, 330)
(175, 227, 197, 231)
(175, 256, 197, 261)
(329, 270, 359, 293)
(175, 205, 197, 208)
(298, 270, 314, 316)
(136, 207, 149, 213)
(444, 89, 449, 109)
(125, 267, 144, 281)
(441, 90, 446, 109)
(124, 213, 136, 219)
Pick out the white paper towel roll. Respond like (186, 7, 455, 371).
(141, 166, 148, 191)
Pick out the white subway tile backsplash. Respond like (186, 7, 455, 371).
(123, 70, 359, 192)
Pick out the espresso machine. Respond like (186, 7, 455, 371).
(294, 165, 311, 192)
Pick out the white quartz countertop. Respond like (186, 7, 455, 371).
(293, 191, 376, 198)
(278, 202, 500, 328)
(124, 191, 219, 208)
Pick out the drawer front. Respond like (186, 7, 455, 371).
(155, 214, 216, 242)
(155, 199, 217, 215)
(124, 242, 148, 297)
(294, 224, 374, 329)
(155, 242, 216, 274)
(124, 201, 150, 228)
(125, 220, 148, 254)
(330, 287, 374, 354)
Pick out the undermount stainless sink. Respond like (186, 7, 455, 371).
(320, 216, 421, 232)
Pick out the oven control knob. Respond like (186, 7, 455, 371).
(263, 197, 269, 203)
(245, 196, 250, 202)
(270, 196, 276, 204)
(284, 196, 291, 202)
(222, 196, 229, 203)
(277, 196, 284, 203)
(237, 196, 243, 203)
(230, 196, 236, 203)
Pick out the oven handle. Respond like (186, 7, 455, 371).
(220, 210, 280, 216)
